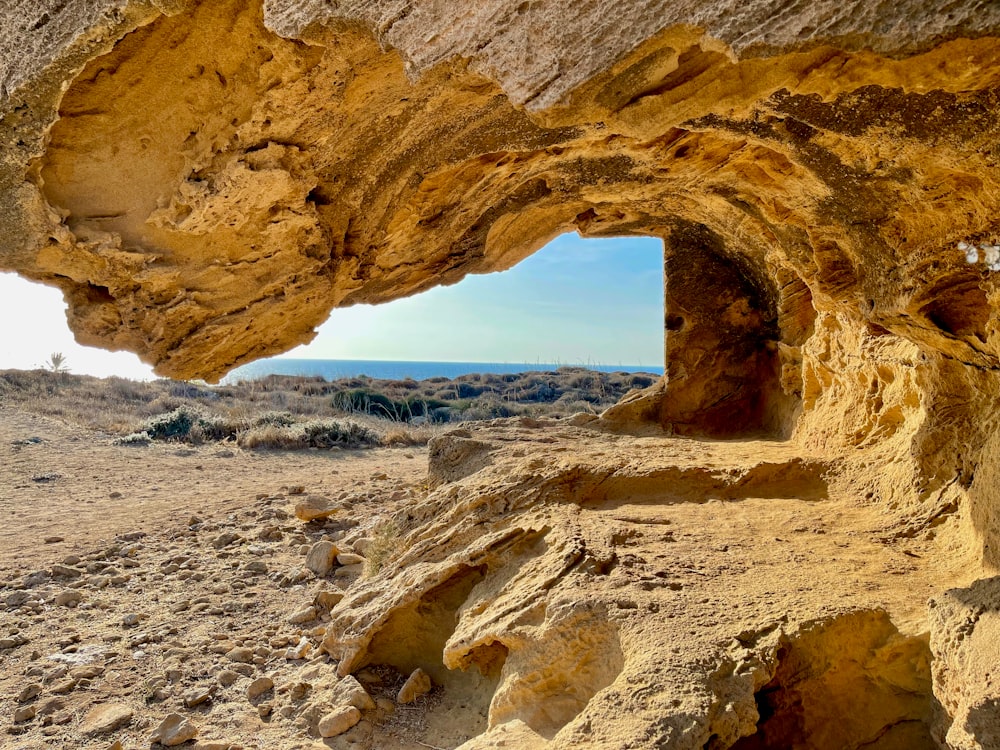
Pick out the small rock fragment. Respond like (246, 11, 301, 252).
(397, 668, 432, 704)
(284, 637, 311, 660)
(54, 590, 83, 607)
(150, 713, 198, 746)
(314, 590, 343, 610)
(17, 684, 42, 702)
(44, 536, 64, 544)
(79, 703, 133, 735)
(211, 532, 241, 549)
(225, 646, 254, 663)
(13, 705, 36, 723)
(294, 495, 338, 522)
(288, 606, 317, 625)
(317, 706, 361, 738)
(122, 613, 141, 628)
(50, 564, 80, 579)
(247, 676, 273, 701)
(305, 541, 339, 577)
(183, 685, 214, 707)
(332, 675, 376, 710)
(217, 670, 239, 687)
(336, 552, 365, 566)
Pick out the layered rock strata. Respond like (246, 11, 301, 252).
(3, 2, 1000, 748)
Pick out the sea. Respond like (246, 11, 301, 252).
(223, 358, 664, 384)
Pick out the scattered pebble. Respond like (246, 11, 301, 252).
(79, 702, 133, 735)
(150, 713, 199, 746)
(305, 541, 339, 577)
(397, 668, 432, 704)
(247, 676, 274, 701)
(317, 706, 361, 738)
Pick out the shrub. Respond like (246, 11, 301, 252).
(139, 405, 239, 441)
(300, 419, 379, 449)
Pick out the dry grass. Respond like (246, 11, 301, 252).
(0, 365, 656, 449)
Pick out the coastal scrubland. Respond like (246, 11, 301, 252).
(0, 367, 657, 449)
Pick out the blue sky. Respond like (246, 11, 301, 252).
(0, 233, 664, 379)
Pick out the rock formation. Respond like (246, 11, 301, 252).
(3, 1, 1000, 747)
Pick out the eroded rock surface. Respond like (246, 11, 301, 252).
(4, 2, 1000, 749)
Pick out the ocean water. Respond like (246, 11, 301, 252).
(223, 358, 664, 383)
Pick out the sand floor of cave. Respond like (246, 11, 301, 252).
(0, 406, 979, 749)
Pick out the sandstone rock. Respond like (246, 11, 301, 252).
(335, 553, 365, 567)
(331, 676, 376, 711)
(50, 564, 80, 579)
(217, 670, 239, 688)
(54, 590, 83, 607)
(295, 496, 339, 523)
(317, 706, 361, 738)
(304, 541, 339, 577)
(17, 684, 41, 702)
(13, 705, 36, 723)
(313, 590, 343, 611)
(288, 606, 317, 625)
(183, 685, 214, 708)
(150, 713, 198, 747)
(930, 577, 1000, 750)
(225, 647, 254, 663)
(247, 677, 274, 701)
(79, 703, 132, 735)
(396, 669, 432, 705)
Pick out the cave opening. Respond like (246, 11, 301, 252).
(728, 610, 938, 750)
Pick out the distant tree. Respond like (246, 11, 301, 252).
(46, 352, 68, 373)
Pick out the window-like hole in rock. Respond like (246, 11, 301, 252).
(290, 233, 666, 375)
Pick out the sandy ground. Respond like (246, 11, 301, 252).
(0, 406, 434, 750)
(0, 406, 982, 749)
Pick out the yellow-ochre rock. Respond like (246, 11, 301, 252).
(4, 3, 1000, 749)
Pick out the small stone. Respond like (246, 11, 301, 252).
(294, 495, 338, 522)
(70, 665, 104, 680)
(13, 705, 36, 723)
(317, 706, 361, 738)
(43, 536, 64, 544)
(211, 532, 241, 549)
(151, 713, 199, 746)
(304, 541, 339, 576)
(284, 637, 311, 660)
(226, 647, 254, 663)
(314, 590, 343, 610)
(122, 613, 141, 628)
(0, 635, 28, 649)
(331, 676, 376, 710)
(217, 670, 239, 687)
(247, 676, 273, 700)
(54, 590, 83, 607)
(397, 668, 432, 704)
(50, 564, 81, 579)
(17, 684, 42, 702)
(62, 555, 82, 566)
(183, 685, 214, 708)
(79, 703, 133, 735)
(50, 678, 77, 694)
(336, 552, 365, 566)
(288, 606, 317, 625)
(243, 560, 268, 575)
